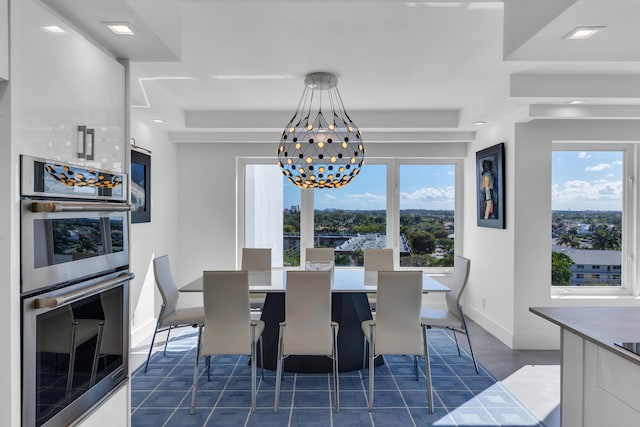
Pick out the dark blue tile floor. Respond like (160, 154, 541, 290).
(132, 329, 543, 426)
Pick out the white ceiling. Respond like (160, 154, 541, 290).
(42, 0, 640, 143)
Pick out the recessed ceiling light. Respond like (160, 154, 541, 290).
(41, 25, 65, 33)
(152, 119, 164, 123)
(103, 22, 136, 36)
(568, 100, 584, 105)
(563, 26, 606, 40)
(474, 121, 487, 126)
(210, 75, 294, 80)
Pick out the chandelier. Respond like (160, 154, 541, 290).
(277, 72, 365, 189)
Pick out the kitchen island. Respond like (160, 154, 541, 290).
(530, 307, 640, 427)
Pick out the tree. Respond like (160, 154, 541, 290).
(591, 226, 620, 250)
(556, 231, 581, 248)
(409, 231, 436, 254)
(551, 251, 574, 286)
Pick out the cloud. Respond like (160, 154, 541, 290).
(578, 152, 590, 159)
(552, 179, 622, 204)
(345, 192, 385, 202)
(585, 163, 612, 172)
(612, 160, 623, 166)
(400, 186, 455, 204)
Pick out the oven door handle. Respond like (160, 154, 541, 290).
(29, 202, 131, 213)
(33, 272, 135, 309)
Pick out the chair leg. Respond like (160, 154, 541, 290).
(422, 325, 434, 414)
(250, 325, 257, 413)
(190, 325, 203, 415)
(206, 355, 211, 381)
(65, 322, 79, 405)
(274, 323, 285, 413)
(367, 324, 375, 412)
(259, 337, 264, 380)
(460, 313, 479, 374)
(332, 323, 340, 413)
(143, 318, 162, 373)
(163, 326, 172, 355)
(413, 355, 418, 381)
(452, 328, 461, 356)
(362, 337, 367, 378)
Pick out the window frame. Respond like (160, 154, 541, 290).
(238, 157, 463, 273)
(551, 142, 637, 297)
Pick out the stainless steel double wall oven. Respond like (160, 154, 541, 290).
(20, 156, 133, 427)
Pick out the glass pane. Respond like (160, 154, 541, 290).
(35, 286, 123, 427)
(313, 165, 387, 267)
(283, 176, 301, 267)
(33, 216, 123, 268)
(551, 151, 623, 286)
(399, 164, 455, 268)
(245, 165, 294, 267)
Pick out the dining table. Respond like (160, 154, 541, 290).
(181, 268, 450, 372)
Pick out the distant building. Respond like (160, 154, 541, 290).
(552, 243, 621, 285)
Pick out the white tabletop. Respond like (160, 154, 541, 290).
(180, 268, 450, 293)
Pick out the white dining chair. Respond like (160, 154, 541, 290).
(241, 247, 272, 313)
(361, 271, 433, 413)
(305, 247, 335, 271)
(363, 248, 394, 310)
(275, 271, 339, 412)
(421, 256, 478, 373)
(241, 247, 272, 271)
(144, 255, 204, 373)
(191, 271, 265, 414)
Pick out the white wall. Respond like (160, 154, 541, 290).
(463, 117, 640, 350)
(462, 114, 518, 347)
(512, 120, 640, 349)
(129, 110, 180, 348)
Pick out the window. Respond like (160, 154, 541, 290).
(314, 164, 386, 267)
(551, 147, 633, 292)
(242, 159, 461, 272)
(399, 164, 456, 268)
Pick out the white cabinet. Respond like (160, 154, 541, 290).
(0, 0, 7, 80)
(11, 0, 125, 171)
(562, 330, 640, 427)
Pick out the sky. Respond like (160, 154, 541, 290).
(282, 151, 622, 212)
(552, 151, 623, 211)
(284, 164, 456, 211)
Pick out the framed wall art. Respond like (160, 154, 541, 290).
(131, 147, 151, 223)
(476, 143, 505, 229)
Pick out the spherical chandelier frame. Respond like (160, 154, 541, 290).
(277, 72, 365, 189)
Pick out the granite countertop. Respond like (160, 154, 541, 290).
(530, 306, 640, 366)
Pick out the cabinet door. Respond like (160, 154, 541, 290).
(0, 0, 7, 80)
(11, 0, 125, 171)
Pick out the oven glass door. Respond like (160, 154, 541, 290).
(21, 201, 129, 293)
(23, 275, 129, 427)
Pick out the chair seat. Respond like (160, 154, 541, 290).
(161, 306, 205, 328)
(420, 308, 461, 328)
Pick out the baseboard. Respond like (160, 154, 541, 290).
(465, 305, 514, 348)
(130, 317, 157, 349)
